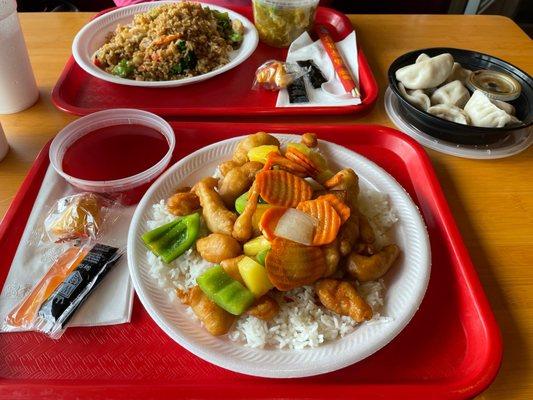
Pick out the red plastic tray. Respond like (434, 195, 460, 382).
(51, 5, 378, 117)
(0, 123, 501, 399)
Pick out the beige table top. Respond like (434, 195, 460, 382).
(0, 12, 532, 399)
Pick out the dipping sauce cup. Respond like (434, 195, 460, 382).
(49, 109, 175, 205)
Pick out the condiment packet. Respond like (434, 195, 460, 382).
(0, 166, 133, 333)
(276, 31, 362, 107)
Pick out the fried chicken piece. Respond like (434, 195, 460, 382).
(220, 255, 245, 285)
(338, 214, 360, 256)
(346, 244, 400, 282)
(301, 132, 318, 148)
(232, 182, 259, 242)
(358, 211, 375, 244)
(324, 169, 361, 255)
(353, 242, 377, 256)
(196, 233, 242, 263)
(324, 168, 359, 206)
(193, 177, 237, 236)
(218, 160, 240, 176)
(177, 286, 236, 336)
(247, 295, 279, 321)
(233, 132, 280, 165)
(166, 190, 200, 216)
(323, 239, 341, 277)
(315, 279, 372, 323)
(218, 161, 263, 208)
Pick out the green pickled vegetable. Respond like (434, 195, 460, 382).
(252, 0, 317, 48)
(197, 265, 255, 315)
(142, 213, 200, 263)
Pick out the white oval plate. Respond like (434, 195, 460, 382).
(127, 134, 431, 378)
(72, 1, 258, 88)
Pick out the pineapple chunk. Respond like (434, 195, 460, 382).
(238, 256, 274, 298)
(247, 145, 280, 164)
(244, 235, 271, 256)
(252, 204, 271, 232)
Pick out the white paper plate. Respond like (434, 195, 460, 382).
(127, 134, 431, 378)
(72, 1, 258, 88)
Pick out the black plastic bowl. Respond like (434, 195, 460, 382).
(388, 48, 533, 145)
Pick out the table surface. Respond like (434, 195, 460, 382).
(0, 11, 532, 400)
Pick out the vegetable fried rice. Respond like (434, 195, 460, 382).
(94, 2, 244, 81)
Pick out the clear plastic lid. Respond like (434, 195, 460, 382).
(253, 0, 319, 8)
(384, 87, 532, 160)
(0, 0, 17, 21)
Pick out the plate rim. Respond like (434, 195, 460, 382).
(72, 0, 259, 88)
(126, 133, 432, 378)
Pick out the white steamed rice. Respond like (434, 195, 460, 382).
(146, 188, 397, 350)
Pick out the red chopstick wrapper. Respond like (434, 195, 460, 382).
(317, 26, 360, 98)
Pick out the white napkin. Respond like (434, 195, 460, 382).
(0, 166, 134, 333)
(276, 31, 361, 107)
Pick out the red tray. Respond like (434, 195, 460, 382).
(51, 5, 378, 118)
(0, 123, 501, 399)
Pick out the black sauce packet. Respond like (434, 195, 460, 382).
(297, 60, 327, 89)
(36, 243, 123, 339)
(287, 77, 309, 104)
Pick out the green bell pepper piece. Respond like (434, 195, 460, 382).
(141, 219, 180, 244)
(142, 213, 200, 263)
(255, 249, 269, 266)
(235, 190, 267, 214)
(197, 265, 255, 315)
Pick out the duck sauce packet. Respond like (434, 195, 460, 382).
(35, 243, 123, 339)
(5, 244, 91, 330)
(5, 243, 123, 339)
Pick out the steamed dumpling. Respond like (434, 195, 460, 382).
(464, 90, 514, 128)
(427, 104, 470, 125)
(491, 99, 516, 115)
(398, 82, 431, 111)
(444, 62, 472, 84)
(395, 53, 454, 89)
(430, 80, 471, 108)
(416, 53, 430, 63)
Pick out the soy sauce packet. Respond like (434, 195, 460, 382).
(32, 243, 124, 339)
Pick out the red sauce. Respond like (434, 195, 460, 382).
(62, 124, 168, 181)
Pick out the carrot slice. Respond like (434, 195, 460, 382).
(265, 238, 326, 291)
(255, 170, 313, 207)
(285, 148, 319, 175)
(316, 194, 351, 224)
(258, 206, 288, 240)
(297, 199, 341, 245)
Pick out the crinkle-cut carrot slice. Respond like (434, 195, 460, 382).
(256, 170, 313, 208)
(315, 193, 351, 224)
(265, 238, 326, 291)
(258, 206, 287, 240)
(297, 199, 341, 245)
(285, 148, 319, 175)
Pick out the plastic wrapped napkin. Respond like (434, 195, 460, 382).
(276, 31, 361, 107)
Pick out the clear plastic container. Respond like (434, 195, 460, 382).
(252, 0, 319, 48)
(49, 109, 175, 205)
